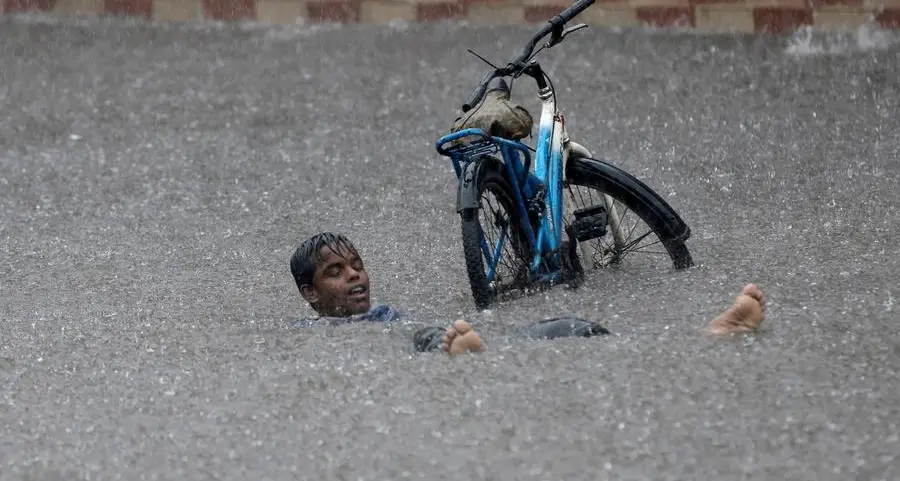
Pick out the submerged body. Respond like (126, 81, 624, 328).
(293, 303, 610, 352)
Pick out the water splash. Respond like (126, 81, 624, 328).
(785, 21, 900, 56)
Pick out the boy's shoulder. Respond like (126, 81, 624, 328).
(292, 304, 403, 328)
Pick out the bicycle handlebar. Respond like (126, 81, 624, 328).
(461, 0, 595, 112)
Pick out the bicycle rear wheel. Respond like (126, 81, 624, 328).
(563, 156, 693, 270)
(459, 157, 533, 310)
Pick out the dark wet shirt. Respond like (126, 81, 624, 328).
(294, 304, 609, 352)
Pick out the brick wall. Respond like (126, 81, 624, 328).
(2, 0, 898, 33)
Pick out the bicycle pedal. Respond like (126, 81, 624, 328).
(570, 205, 608, 242)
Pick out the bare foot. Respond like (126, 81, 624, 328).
(440, 319, 485, 356)
(705, 284, 766, 335)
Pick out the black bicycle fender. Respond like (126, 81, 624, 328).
(456, 155, 502, 213)
(567, 155, 692, 242)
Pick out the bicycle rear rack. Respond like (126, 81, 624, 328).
(436, 128, 534, 182)
(449, 137, 500, 159)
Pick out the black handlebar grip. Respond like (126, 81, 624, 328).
(461, 70, 498, 112)
(462, 83, 487, 112)
(556, 0, 594, 23)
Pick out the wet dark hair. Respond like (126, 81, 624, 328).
(290, 232, 358, 292)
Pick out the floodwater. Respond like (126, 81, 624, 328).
(1, 13, 898, 481)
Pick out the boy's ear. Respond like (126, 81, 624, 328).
(299, 284, 319, 305)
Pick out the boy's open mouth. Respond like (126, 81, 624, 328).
(348, 285, 368, 298)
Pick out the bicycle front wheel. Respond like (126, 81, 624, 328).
(563, 155, 693, 270)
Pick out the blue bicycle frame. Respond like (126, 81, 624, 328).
(435, 84, 569, 284)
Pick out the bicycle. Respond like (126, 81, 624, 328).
(435, 0, 693, 310)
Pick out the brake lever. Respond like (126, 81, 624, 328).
(545, 23, 589, 48)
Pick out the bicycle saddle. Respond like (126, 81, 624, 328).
(486, 77, 511, 96)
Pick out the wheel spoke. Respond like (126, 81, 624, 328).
(485, 224, 507, 281)
(616, 230, 653, 255)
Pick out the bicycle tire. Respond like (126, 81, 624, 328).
(565, 155, 693, 269)
(459, 157, 532, 310)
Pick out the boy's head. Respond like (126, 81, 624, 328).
(290, 232, 371, 317)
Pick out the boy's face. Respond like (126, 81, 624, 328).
(301, 244, 371, 317)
